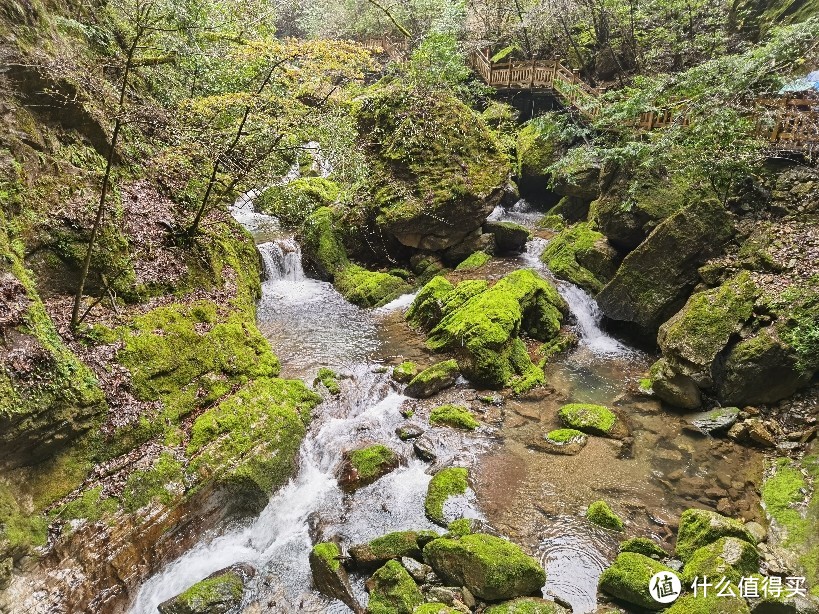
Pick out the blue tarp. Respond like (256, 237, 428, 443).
(779, 70, 819, 93)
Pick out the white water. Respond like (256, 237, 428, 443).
(258, 239, 305, 282)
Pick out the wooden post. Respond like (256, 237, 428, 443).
(529, 59, 535, 89)
(507, 59, 512, 88)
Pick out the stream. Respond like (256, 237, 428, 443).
(129, 198, 766, 614)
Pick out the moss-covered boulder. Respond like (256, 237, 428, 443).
(298, 206, 349, 280)
(663, 591, 750, 613)
(429, 405, 479, 430)
(657, 272, 758, 389)
(619, 537, 668, 559)
(423, 533, 546, 601)
(366, 559, 424, 614)
(406, 276, 455, 330)
(335, 265, 412, 308)
(537, 428, 588, 455)
(557, 403, 619, 437)
(255, 177, 340, 227)
(675, 509, 755, 562)
(349, 531, 426, 570)
(587, 500, 625, 531)
(410, 270, 565, 390)
(356, 86, 510, 251)
(392, 361, 419, 383)
(310, 542, 363, 613)
(405, 360, 460, 399)
(337, 445, 399, 492)
(425, 467, 469, 526)
(598, 552, 676, 611)
(484, 598, 570, 613)
(516, 116, 567, 203)
(540, 222, 619, 294)
(597, 199, 735, 337)
(483, 221, 530, 254)
(454, 251, 491, 271)
(157, 563, 254, 614)
(413, 604, 459, 614)
(680, 537, 759, 584)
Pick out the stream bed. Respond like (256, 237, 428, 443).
(129, 199, 766, 614)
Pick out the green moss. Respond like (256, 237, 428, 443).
(422, 533, 547, 601)
(425, 467, 469, 525)
(406, 276, 454, 329)
(335, 265, 412, 309)
(255, 178, 340, 227)
(312, 542, 341, 572)
(121, 452, 185, 512)
(314, 367, 341, 395)
(675, 509, 754, 562)
(299, 206, 349, 278)
(587, 500, 624, 531)
(664, 590, 750, 613)
(429, 404, 479, 430)
(455, 250, 491, 271)
(414, 604, 458, 614)
(173, 570, 244, 612)
(558, 403, 617, 436)
(516, 115, 566, 179)
(367, 531, 423, 560)
(542, 429, 583, 446)
(598, 552, 675, 610)
(0, 482, 48, 558)
(392, 361, 418, 383)
(681, 537, 759, 584)
(540, 222, 613, 293)
(485, 598, 567, 613)
(446, 518, 474, 538)
(53, 486, 117, 523)
(348, 445, 398, 480)
(619, 537, 667, 559)
(405, 359, 459, 397)
(367, 559, 423, 614)
(769, 275, 819, 372)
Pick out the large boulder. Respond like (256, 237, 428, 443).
(356, 86, 510, 251)
(675, 509, 755, 561)
(483, 221, 530, 253)
(597, 199, 735, 337)
(423, 533, 546, 601)
(158, 563, 255, 614)
(598, 552, 676, 611)
(309, 542, 363, 613)
(515, 116, 566, 204)
(648, 358, 702, 410)
(540, 222, 619, 294)
(349, 531, 425, 570)
(365, 559, 424, 614)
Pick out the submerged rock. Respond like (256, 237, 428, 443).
(158, 563, 254, 614)
(649, 358, 702, 410)
(557, 403, 621, 437)
(689, 407, 740, 435)
(337, 445, 399, 492)
(619, 537, 668, 559)
(425, 467, 469, 526)
(586, 500, 625, 531)
(423, 533, 546, 601)
(484, 597, 570, 613)
(429, 404, 480, 430)
(598, 552, 676, 611)
(405, 360, 460, 399)
(309, 542, 363, 614)
(534, 428, 588, 455)
(365, 559, 424, 614)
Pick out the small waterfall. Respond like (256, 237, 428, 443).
(559, 284, 631, 356)
(258, 239, 304, 282)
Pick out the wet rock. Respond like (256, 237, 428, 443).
(747, 592, 819, 614)
(586, 500, 625, 531)
(392, 361, 419, 384)
(429, 404, 479, 430)
(552, 161, 601, 201)
(533, 428, 588, 455)
(349, 531, 423, 571)
(747, 419, 777, 448)
(539, 222, 619, 294)
(444, 230, 496, 266)
(413, 436, 438, 462)
(400, 556, 436, 584)
(728, 421, 750, 442)
(557, 403, 623, 438)
(365, 559, 424, 614)
(309, 542, 363, 614)
(485, 597, 571, 613)
(619, 537, 667, 559)
(423, 533, 546, 601)
(477, 394, 504, 406)
(423, 586, 467, 608)
(598, 552, 676, 611)
(337, 445, 399, 492)
(406, 277, 455, 330)
(405, 360, 460, 399)
(675, 509, 755, 561)
(396, 424, 425, 441)
(158, 563, 255, 614)
(648, 358, 702, 410)
(425, 468, 469, 526)
(597, 199, 735, 337)
(680, 537, 760, 584)
(483, 220, 530, 253)
(689, 407, 740, 435)
(744, 521, 767, 544)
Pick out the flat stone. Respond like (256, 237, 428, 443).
(689, 407, 740, 434)
(396, 424, 424, 441)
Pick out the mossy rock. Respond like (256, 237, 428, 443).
(483, 221, 530, 253)
(310, 542, 361, 613)
(516, 115, 568, 201)
(596, 199, 735, 337)
(298, 206, 349, 280)
(416, 270, 565, 390)
(619, 537, 668, 559)
(540, 222, 619, 294)
(392, 361, 419, 383)
(537, 428, 588, 455)
(557, 403, 619, 437)
(335, 265, 412, 309)
(405, 360, 460, 399)
(413, 603, 459, 614)
(406, 276, 455, 330)
(675, 509, 755, 562)
(455, 251, 491, 271)
(350, 531, 424, 570)
(366, 559, 424, 614)
(648, 357, 702, 410)
(254, 177, 340, 227)
(586, 500, 625, 531)
(423, 533, 546, 601)
(429, 405, 479, 430)
(356, 85, 510, 251)
(663, 590, 750, 613)
(484, 597, 570, 613)
(680, 536, 759, 584)
(158, 563, 254, 614)
(425, 467, 469, 526)
(598, 552, 676, 611)
(338, 445, 399, 492)
(314, 367, 341, 395)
